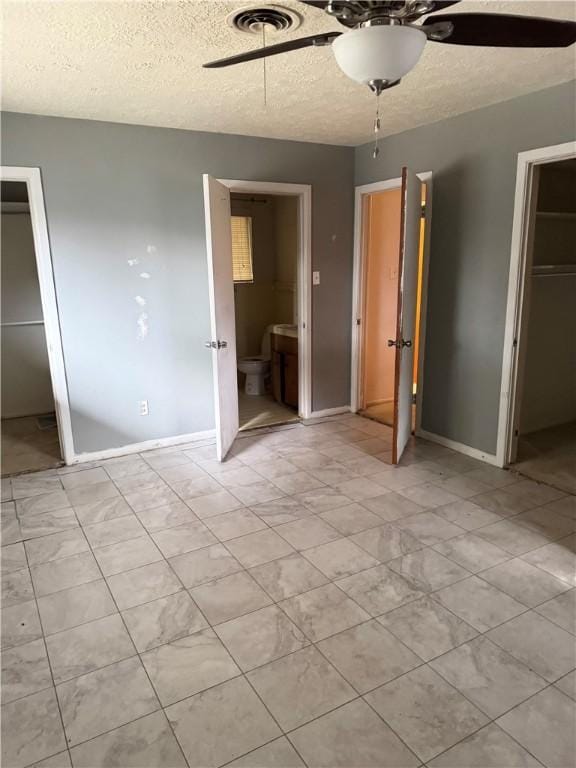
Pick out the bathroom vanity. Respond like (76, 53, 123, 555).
(271, 325, 298, 410)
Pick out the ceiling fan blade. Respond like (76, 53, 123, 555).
(423, 12, 576, 47)
(203, 32, 339, 69)
(422, 1, 461, 12)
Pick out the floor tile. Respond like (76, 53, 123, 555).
(1, 599, 42, 649)
(279, 583, 369, 641)
(335, 477, 385, 501)
(61, 467, 108, 490)
(20, 508, 79, 540)
(516, 506, 576, 540)
(361, 491, 427, 522)
(31, 749, 72, 768)
(251, 497, 314, 526)
(427, 723, 541, 767)
(535, 588, 575, 633)
(379, 595, 478, 661)
(1, 638, 53, 703)
(318, 503, 382, 535)
(82, 514, 146, 548)
(393, 511, 464, 546)
(523, 535, 576, 586)
(93, 535, 163, 576)
(2, 567, 35, 606)
(288, 698, 419, 768)
(227, 481, 285, 506)
(480, 557, 571, 607)
(433, 532, 512, 573)
(169, 543, 243, 588)
(124, 485, 181, 512)
(141, 627, 240, 705)
(544, 495, 576, 521)
(165, 676, 280, 768)
(303, 538, 379, 579)
(151, 520, 217, 557)
(11, 475, 63, 499)
(1, 687, 66, 768)
(247, 645, 355, 730)
(272, 471, 327, 495)
(434, 576, 526, 632)
(318, 619, 421, 693)
(350, 523, 423, 562)
(37, 579, 116, 635)
(106, 560, 183, 610)
(1, 511, 23, 545)
(190, 570, 272, 624)
(249, 552, 328, 601)
(430, 636, 546, 717)
(505, 479, 566, 507)
(215, 604, 309, 671)
(497, 687, 576, 768)
(24, 528, 89, 567)
(46, 613, 135, 684)
(158, 463, 208, 485)
(397, 483, 463, 509)
(16, 490, 70, 518)
(225, 528, 294, 568)
(122, 589, 207, 651)
(434, 499, 502, 530)
(387, 548, 469, 591)
(136, 501, 197, 532)
(471, 489, 536, 517)
(113, 470, 166, 495)
(295, 487, 353, 514)
(203, 508, 267, 541)
(275, 517, 341, 550)
(73, 496, 133, 526)
(144, 450, 196, 471)
(57, 656, 159, 746)
(227, 737, 305, 768)
(1, 541, 27, 574)
(487, 611, 576, 682)
(70, 710, 186, 767)
(187, 490, 243, 519)
(336, 564, 425, 616)
(101, 455, 150, 480)
(476, 519, 551, 556)
(30, 552, 100, 597)
(365, 665, 488, 763)
(66, 481, 119, 508)
(555, 670, 576, 700)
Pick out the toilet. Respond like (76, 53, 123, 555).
(237, 326, 273, 396)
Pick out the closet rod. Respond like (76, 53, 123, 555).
(1, 320, 44, 327)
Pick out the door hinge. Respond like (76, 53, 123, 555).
(356, 318, 361, 326)
(514, 428, 519, 437)
(204, 340, 228, 349)
(512, 338, 518, 348)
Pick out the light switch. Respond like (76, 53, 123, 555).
(313, 271, 320, 285)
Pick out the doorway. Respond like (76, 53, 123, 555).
(351, 171, 432, 463)
(1, 169, 73, 472)
(203, 177, 311, 460)
(498, 143, 576, 493)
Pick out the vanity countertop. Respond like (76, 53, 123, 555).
(272, 324, 298, 339)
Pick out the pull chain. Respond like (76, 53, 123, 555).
(373, 92, 381, 159)
(262, 24, 267, 107)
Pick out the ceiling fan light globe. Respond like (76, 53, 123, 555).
(332, 25, 427, 86)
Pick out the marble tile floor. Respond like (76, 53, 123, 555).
(1, 412, 575, 768)
(515, 422, 576, 496)
(238, 391, 299, 432)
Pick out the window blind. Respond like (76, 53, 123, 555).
(231, 216, 254, 283)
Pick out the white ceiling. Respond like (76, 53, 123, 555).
(2, 1, 575, 146)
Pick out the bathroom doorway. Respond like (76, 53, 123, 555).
(203, 177, 311, 460)
(231, 192, 301, 431)
(351, 170, 432, 464)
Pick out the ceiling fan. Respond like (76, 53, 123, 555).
(204, 1, 576, 95)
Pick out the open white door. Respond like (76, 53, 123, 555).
(392, 167, 422, 464)
(203, 174, 238, 461)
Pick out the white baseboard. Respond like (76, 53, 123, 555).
(69, 429, 216, 465)
(416, 428, 502, 467)
(308, 406, 351, 419)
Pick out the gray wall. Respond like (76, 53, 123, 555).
(356, 81, 576, 455)
(1, 112, 354, 454)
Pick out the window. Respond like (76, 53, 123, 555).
(231, 215, 254, 283)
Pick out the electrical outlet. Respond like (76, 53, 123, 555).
(139, 400, 149, 416)
(313, 271, 320, 285)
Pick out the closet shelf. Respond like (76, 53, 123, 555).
(532, 264, 576, 277)
(536, 211, 576, 220)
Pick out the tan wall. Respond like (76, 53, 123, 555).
(362, 188, 402, 407)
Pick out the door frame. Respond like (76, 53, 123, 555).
(496, 140, 576, 467)
(1, 166, 75, 464)
(350, 171, 433, 434)
(217, 179, 312, 420)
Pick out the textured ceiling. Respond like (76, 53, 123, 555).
(2, 1, 575, 145)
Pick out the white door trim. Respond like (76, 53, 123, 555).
(350, 171, 433, 433)
(1, 166, 75, 464)
(496, 140, 576, 467)
(218, 179, 312, 419)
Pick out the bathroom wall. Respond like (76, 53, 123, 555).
(274, 196, 299, 326)
(1, 199, 55, 418)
